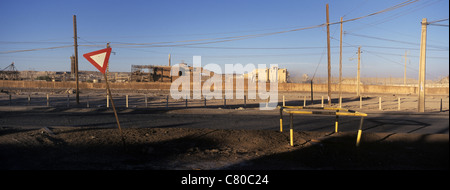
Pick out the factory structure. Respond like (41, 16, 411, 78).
(131, 64, 288, 83)
(130, 54, 288, 83)
(244, 66, 288, 83)
(2, 54, 289, 83)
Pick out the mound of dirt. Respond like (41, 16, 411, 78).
(0, 127, 447, 170)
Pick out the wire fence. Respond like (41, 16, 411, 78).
(1, 92, 448, 112)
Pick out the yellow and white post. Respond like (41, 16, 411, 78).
(279, 108, 283, 132)
(335, 115, 339, 133)
(356, 117, 364, 147)
(289, 113, 294, 146)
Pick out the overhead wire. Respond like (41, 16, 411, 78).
(427, 18, 449, 24)
(427, 18, 449, 27)
(345, 32, 449, 50)
(0, 0, 423, 54)
(347, 0, 443, 32)
(111, 0, 420, 48)
(0, 45, 73, 54)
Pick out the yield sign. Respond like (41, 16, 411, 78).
(83, 47, 112, 74)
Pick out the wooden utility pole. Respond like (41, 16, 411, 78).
(357, 46, 361, 97)
(326, 4, 331, 106)
(339, 17, 343, 108)
(106, 42, 110, 97)
(404, 50, 408, 85)
(418, 18, 427, 112)
(73, 15, 79, 104)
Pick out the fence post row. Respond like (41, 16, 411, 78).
(2, 94, 447, 111)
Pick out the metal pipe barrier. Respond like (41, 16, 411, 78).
(278, 106, 367, 147)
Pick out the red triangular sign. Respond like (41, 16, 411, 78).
(83, 47, 112, 74)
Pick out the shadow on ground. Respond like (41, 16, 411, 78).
(0, 127, 447, 170)
(225, 132, 448, 170)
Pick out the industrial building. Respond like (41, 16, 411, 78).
(244, 66, 288, 83)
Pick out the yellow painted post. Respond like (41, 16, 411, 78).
(303, 96, 306, 106)
(335, 113, 339, 133)
(283, 95, 285, 107)
(126, 94, 129, 108)
(290, 113, 294, 146)
(279, 108, 283, 132)
(356, 130, 362, 147)
(321, 96, 324, 107)
(356, 117, 364, 147)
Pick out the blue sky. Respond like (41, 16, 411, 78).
(0, 0, 448, 80)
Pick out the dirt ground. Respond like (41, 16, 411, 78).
(0, 126, 447, 170)
(0, 88, 448, 170)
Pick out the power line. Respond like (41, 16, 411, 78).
(364, 50, 419, 72)
(364, 50, 448, 59)
(109, 0, 419, 48)
(338, 0, 419, 24)
(347, 0, 443, 32)
(0, 0, 421, 54)
(0, 45, 73, 54)
(0, 41, 72, 45)
(346, 32, 449, 50)
(427, 18, 449, 24)
(428, 23, 449, 27)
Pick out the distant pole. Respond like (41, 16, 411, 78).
(326, 4, 332, 106)
(169, 54, 173, 82)
(73, 15, 79, 104)
(418, 18, 427, 112)
(357, 46, 361, 97)
(168, 54, 171, 67)
(379, 97, 382, 110)
(339, 17, 343, 108)
(303, 95, 306, 107)
(404, 50, 408, 85)
(310, 80, 313, 105)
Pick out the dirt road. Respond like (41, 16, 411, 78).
(0, 106, 448, 170)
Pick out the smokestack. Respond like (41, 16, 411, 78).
(168, 54, 171, 67)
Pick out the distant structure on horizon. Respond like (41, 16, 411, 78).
(0, 62, 19, 80)
(244, 66, 288, 83)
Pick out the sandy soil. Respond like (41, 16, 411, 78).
(0, 89, 448, 170)
(0, 126, 447, 170)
